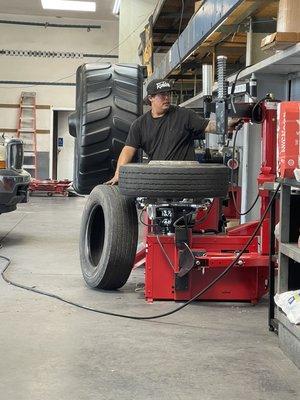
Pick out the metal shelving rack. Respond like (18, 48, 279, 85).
(180, 42, 300, 108)
(277, 178, 300, 369)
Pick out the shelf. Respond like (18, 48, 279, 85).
(278, 178, 300, 189)
(180, 43, 300, 107)
(280, 243, 300, 264)
(277, 310, 300, 342)
(262, 182, 281, 192)
(277, 310, 300, 368)
(236, 43, 300, 79)
(144, 0, 244, 95)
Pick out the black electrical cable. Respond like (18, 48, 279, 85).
(193, 202, 213, 226)
(139, 208, 155, 227)
(156, 235, 175, 272)
(0, 183, 280, 321)
(251, 97, 268, 124)
(231, 64, 253, 96)
(230, 64, 254, 114)
(230, 125, 260, 216)
(173, 209, 195, 228)
(173, 200, 213, 229)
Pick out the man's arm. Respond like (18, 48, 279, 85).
(105, 145, 137, 185)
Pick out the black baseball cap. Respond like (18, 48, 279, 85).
(147, 79, 173, 95)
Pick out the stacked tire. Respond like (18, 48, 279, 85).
(119, 161, 229, 199)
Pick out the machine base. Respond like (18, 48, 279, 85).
(145, 234, 269, 303)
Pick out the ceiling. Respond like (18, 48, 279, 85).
(0, 0, 118, 21)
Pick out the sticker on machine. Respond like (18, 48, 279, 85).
(265, 102, 278, 110)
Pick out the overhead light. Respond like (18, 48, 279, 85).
(113, 0, 120, 15)
(41, 0, 96, 12)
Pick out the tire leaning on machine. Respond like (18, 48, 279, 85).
(119, 161, 229, 199)
(79, 185, 138, 290)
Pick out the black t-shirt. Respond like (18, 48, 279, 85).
(125, 105, 209, 161)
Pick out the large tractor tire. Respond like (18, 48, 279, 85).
(119, 161, 229, 199)
(69, 63, 144, 195)
(80, 185, 138, 290)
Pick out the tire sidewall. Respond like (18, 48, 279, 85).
(79, 185, 114, 287)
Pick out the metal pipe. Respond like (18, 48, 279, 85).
(240, 17, 253, 224)
(202, 64, 213, 96)
(0, 80, 75, 87)
(0, 19, 101, 30)
(0, 49, 117, 59)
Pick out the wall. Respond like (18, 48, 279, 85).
(0, 13, 119, 178)
(118, 0, 156, 64)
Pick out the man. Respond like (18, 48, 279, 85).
(106, 79, 237, 185)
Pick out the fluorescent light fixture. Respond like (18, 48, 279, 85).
(113, 0, 120, 15)
(41, 0, 96, 12)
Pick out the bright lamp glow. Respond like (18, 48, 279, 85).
(41, 0, 96, 12)
(113, 0, 120, 15)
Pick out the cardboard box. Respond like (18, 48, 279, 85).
(277, 102, 300, 178)
(261, 32, 300, 51)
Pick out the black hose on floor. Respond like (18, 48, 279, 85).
(0, 183, 280, 321)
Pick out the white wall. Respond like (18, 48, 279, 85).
(0, 13, 119, 177)
(118, 0, 156, 64)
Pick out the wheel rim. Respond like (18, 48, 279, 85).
(87, 204, 105, 268)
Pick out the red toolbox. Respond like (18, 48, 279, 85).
(29, 179, 71, 196)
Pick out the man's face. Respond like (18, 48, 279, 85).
(149, 92, 171, 113)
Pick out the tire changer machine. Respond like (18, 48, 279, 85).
(135, 55, 279, 304)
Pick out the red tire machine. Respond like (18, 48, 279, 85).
(135, 56, 279, 303)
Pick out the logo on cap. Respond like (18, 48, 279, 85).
(156, 81, 171, 90)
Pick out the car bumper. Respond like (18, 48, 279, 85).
(0, 169, 31, 213)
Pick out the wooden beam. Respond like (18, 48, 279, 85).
(0, 128, 50, 134)
(0, 104, 51, 109)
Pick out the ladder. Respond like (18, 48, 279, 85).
(17, 92, 37, 178)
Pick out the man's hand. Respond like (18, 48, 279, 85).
(205, 118, 243, 134)
(105, 174, 119, 185)
(104, 145, 137, 186)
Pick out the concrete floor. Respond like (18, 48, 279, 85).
(0, 196, 299, 400)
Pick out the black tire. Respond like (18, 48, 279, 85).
(80, 185, 138, 290)
(119, 161, 229, 199)
(69, 63, 144, 195)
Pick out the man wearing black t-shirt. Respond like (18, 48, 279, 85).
(106, 79, 237, 185)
